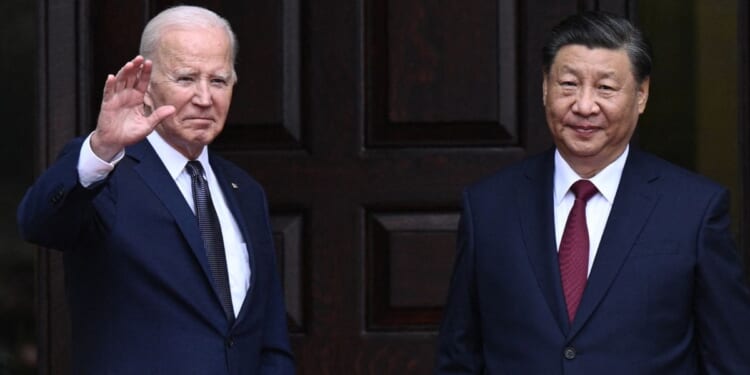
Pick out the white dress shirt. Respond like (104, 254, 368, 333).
(553, 146, 628, 276)
(77, 131, 250, 316)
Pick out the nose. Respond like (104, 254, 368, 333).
(572, 87, 600, 116)
(192, 80, 212, 106)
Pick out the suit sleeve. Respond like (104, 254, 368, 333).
(435, 190, 484, 374)
(257, 192, 296, 375)
(17, 137, 105, 250)
(694, 188, 750, 374)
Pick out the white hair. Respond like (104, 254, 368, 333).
(139, 5, 238, 80)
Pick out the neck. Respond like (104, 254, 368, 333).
(562, 152, 623, 179)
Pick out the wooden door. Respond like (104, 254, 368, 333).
(37, 0, 636, 373)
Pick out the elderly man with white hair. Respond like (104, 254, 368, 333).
(18, 5, 295, 374)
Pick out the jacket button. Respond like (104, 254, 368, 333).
(563, 346, 576, 360)
(226, 337, 234, 348)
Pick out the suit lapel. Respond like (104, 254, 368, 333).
(128, 141, 215, 287)
(210, 155, 258, 325)
(128, 141, 262, 328)
(518, 150, 570, 334)
(569, 149, 660, 337)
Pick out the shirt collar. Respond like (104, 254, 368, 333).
(553, 145, 629, 205)
(146, 131, 210, 180)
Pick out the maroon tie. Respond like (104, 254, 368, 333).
(559, 179, 598, 323)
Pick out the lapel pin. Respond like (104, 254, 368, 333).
(231, 182, 239, 190)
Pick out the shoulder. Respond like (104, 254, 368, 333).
(209, 153, 253, 180)
(466, 149, 553, 197)
(208, 151, 267, 194)
(628, 148, 726, 195)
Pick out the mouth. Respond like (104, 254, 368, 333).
(566, 123, 600, 135)
(184, 116, 215, 125)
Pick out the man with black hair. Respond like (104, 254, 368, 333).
(436, 11, 750, 374)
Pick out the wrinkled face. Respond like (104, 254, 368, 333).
(543, 45, 649, 177)
(145, 26, 235, 159)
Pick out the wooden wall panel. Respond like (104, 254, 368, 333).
(386, 1, 498, 123)
(272, 214, 307, 333)
(366, 211, 458, 331)
(365, 0, 518, 147)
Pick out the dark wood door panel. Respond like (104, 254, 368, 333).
(366, 211, 459, 331)
(365, 0, 518, 147)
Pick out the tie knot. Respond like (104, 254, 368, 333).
(571, 180, 598, 202)
(185, 160, 205, 179)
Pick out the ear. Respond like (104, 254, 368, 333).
(542, 73, 549, 107)
(637, 77, 650, 114)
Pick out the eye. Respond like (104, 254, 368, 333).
(598, 85, 614, 91)
(175, 76, 194, 84)
(211, 78, 228, 87)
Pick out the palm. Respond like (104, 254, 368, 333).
(99, 84, 153, 144)
(92, 56, 175, 160)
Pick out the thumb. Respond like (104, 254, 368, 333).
(147, 105, 176, 127)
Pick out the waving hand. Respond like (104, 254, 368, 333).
(91, 55, 175, 161)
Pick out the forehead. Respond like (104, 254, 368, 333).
(156, 26, 232, 71)
(551, 45, 633, 78)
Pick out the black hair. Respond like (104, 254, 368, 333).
(541, 11, 652, 83)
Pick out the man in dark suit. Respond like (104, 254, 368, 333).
(17, 5, 295, 374)
(435, 11, 750, 374)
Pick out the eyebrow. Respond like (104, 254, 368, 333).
(558, 65, 620, 79)
(170, 68, 198, 76)
(169, 69, 231, 79)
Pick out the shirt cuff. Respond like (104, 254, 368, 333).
(77, 132, 125, 188)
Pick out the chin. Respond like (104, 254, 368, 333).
(190, 126, 218, 137)
(562, 143, 601, 157)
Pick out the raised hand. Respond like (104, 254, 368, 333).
(91, 55, 175, 161)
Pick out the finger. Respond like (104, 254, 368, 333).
(114, 62, 131, 92)
(134, 59, 153, 93)
(101, 74, 116, 101)
(146, 105, 176, 127)
(114, 56, 144, 91)
(124, 62, 138, 89)
(130, 55, 145, 67)
(127, 56, 146, 89)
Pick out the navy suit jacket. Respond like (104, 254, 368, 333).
(436, 148, 750, 374)
(18, 138, 295, 374)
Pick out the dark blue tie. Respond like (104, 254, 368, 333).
(185, 160, 234, 323)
